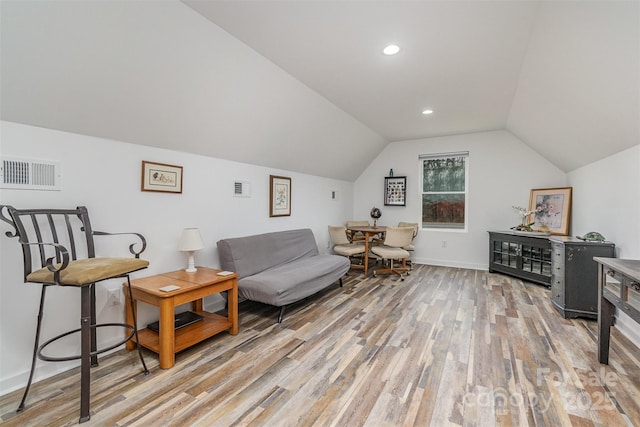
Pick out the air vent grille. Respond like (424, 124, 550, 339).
(233, 181, 250, 197)
(1, 157, 60, 190)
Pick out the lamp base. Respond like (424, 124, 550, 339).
(185, 252, 197, 273)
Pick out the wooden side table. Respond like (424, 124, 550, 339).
(595, 257, 640, 364)
(123, 267, 238, 369)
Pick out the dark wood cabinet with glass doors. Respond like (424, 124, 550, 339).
(488, 231, 552, 286)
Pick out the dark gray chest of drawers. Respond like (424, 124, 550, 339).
(550, 236, 615, 319)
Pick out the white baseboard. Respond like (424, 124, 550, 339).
(413, 257, 488, 271)
(1, 295, 229, 397)
(1, 361, 77, 396)
(0, 338, 124, 396)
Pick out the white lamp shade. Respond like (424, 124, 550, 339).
(178, 228, 205, 252)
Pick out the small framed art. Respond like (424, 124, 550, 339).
(384, 176, 406, 206)
(269, 175, 291, 217)
(141, 161, 183, 193)
(529, 187, 572, 235)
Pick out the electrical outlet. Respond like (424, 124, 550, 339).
(107, 289, 121, 306)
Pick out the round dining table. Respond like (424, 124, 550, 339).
(346, 225, 386, 274)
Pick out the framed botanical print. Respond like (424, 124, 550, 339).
(269, 175, 291, 217)
(384, 176, 406, 206)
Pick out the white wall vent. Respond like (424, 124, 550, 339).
(233, 181, 251, 197)
(1, 157, 61, 190)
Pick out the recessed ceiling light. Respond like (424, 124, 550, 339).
(383, 44, 400, 55)
(422, 109, 434, 115)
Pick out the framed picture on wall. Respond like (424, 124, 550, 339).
(529, 187, 572, 235)
(269, 175, 291, 217)
(384, 176, 406, 206)
(141, 161, 183, 193)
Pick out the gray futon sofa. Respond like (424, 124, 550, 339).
(217, 228, 350, 322)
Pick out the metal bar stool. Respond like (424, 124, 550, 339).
(0, 205, 150, 423)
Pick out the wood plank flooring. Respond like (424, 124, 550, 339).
(1, 264, 639, 426)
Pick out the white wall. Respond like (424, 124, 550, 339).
(0, 121, 354, 394)
(355, 130, 640, 348)
(568, 145, 640, 259)
(3, 122, 637, 394)
(568, 144, 640, 347)
(354, 130, 567, 269)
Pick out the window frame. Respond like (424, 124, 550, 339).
(419, 152, 469, 232)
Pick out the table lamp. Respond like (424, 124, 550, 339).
(178, 228, 205, 272)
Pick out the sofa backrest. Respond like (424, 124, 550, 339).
(217, 228, 319, 279)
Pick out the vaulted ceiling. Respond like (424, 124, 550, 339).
(1, 1, 638, 181)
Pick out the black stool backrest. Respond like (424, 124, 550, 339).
(0, 206, 95, 281)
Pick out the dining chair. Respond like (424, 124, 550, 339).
(328, 225, 366, 270)
(0, 205, 150, 423)
(397, 221, 419, 269)
(370, 226, 416, 280)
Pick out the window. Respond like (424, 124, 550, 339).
(420, 152, 469, 230)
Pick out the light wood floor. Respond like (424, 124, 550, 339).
(1, 264, 639, 426)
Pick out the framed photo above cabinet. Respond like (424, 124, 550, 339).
(384, 176, 406, 206)
(529, 187, 572, 235)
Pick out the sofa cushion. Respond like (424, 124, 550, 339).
(237, 254, 349, 306)
(217, 229, 319, 279)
